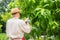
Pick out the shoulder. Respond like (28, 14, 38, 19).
(6, 18, 13, 23)
(17, 19, 25, 23)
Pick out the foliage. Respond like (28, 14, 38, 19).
(0, 0, 11, 33)
(1, 12, 12, 22)
(0, 0, 60, 40)
(0, 24, 2, 33)
(0, 0, 11, 14)
(0, 33, 8, 40)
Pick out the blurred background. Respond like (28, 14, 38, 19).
(0, 0, 60, 40)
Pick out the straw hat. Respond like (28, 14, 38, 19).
(11, 8, 20, 14)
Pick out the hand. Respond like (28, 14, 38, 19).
(25, 18, 30, 24)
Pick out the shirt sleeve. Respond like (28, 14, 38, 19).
(19, 20, 31, 33)
(6, 21, 14, 38)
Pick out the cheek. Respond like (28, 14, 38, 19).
(18, 14, 20, 17)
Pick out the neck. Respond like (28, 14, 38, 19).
(13, 17, 19, 19)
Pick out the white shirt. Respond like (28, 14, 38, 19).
(6, 18, 31, 38)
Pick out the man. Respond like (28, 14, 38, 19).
(6, 8, 31, 40)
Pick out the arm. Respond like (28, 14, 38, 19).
(6, 21, 14, 38)
(19, 20, 31, 33)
